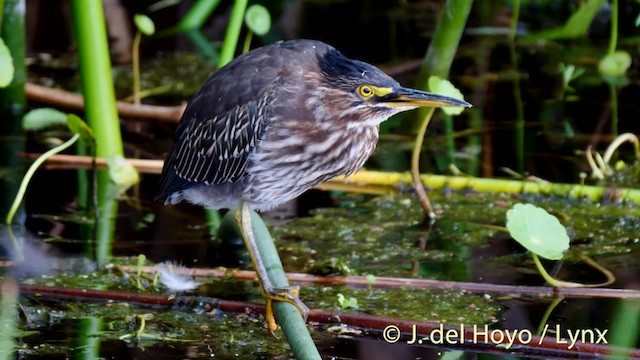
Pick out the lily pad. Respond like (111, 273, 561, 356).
(108, 155, 140, 188)
(134, 14, 156, 36)
(0, 37, 14, 87)
(22, 108, 68, 131)
(505, 203, 570, 260)
(428, 76, 467, 116)
(245, 5, 271, 36)
(598, 51, 632, 77)
(66, 114, 96, 145)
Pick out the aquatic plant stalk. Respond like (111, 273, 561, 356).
(71, 317, 102, 359)
(223, 211, 320, 359)
(217, 0, 248, 67)
(532, 253, 614, 288)
(71, 1, 123, 265)
(509, 0, 525, 173)
(242, 30, 253, 53)
(536, 296, 565, 336)
(412, 0, 472, 217)
(411, 108, 436, 217)
(70, 0, 123, 158)
(94, 170, 118, 264)
(166, 0, 222, 34)
(609, 299, 640, 353)
(0, 280, 18, 360)
(0, 0, 26, 218)
(132, 31, 142, 105)
(509, 0, 520, 41)
(608, 0, 618, 55)
(5, 134, 79, 225)
(415, 0, 473, 85)
(242, 211, 321, 359)
(217, 212, 321, 358)
(609, 83, 618, 137)
(185, 29, 219, 63)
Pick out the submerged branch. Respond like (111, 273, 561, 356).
(25, 83, 185, 122)
(19, 283, 640, 358)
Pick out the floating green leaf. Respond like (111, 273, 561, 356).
(134, 14, 156, 36)
(0, 37, 14, 87)
(428, 76, 466, 116)
(559, 63, 585, 91)
(337, 293, 359, 310)
(22, 108, 68, 131)
(66, 114, 96, 145)
(506, 203, 569, 260)
(244, 5, 271, 36)
(108, 155, 140, 189)
(524, 0, 606, 40)
(598, 51, 632, 77)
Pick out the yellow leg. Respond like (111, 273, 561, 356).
(235, 202, 309, 334)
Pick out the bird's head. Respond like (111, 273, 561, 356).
(307, 46, 471, 128)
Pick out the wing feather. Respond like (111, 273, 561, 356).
(156, 92, 272, 199)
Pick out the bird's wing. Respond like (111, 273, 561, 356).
(177, 99, 268, 184)
(156, 41, 306, 200)
(156, 90, 273, 199)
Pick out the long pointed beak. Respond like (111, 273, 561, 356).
(379, 87, 472, 108)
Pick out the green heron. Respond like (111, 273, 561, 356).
(157, 39, 470, 331)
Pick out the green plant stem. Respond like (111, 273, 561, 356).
(609, 299, 640, 352)
(218, 0, 248, 68)
(132, 31, 142, 105)
(609, 83, 618, 137)
(168, 0, 222, 34)
(0, 279, 18, 360)
(5, 134, 79, 225)
(94, 170, 118, 265)
(71, 317, 102, 359)
(510, 44, 525, 174)
(243, 30, 253, 53)
(575, 253, 615, 287)
(0, 0, 26, 113)
(71, 0, 123, 158)
(411, 108, 436, 218)
(532, 253, 582, 288)
(248, 211, 321, 360)
(0, 0, 6, 29)
(207, 0, 249, 226)
(608, 0, 618, 55)
(415, 0, 473, 85)
(0, 0, 27, 219)
(532, 252, 614, 288)
(411, 0, 472, 218)
(219, 212, 321, 359)
(205, 206, 222, 236)
(184, 29, 219, 62)
(536, 295, 564, 336)
(509, 0, 520, 41)
(508, 0, 525, 173)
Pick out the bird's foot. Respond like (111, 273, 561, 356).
(263, 285, 309, 335)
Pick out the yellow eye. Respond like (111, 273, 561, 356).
(358, 85, 374, 98)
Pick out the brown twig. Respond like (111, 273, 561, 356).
(114, 265, 640, 299)
(25, 83, 185, 122)
(21, 153, 163, 174)
(19, 284, 640, 358)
